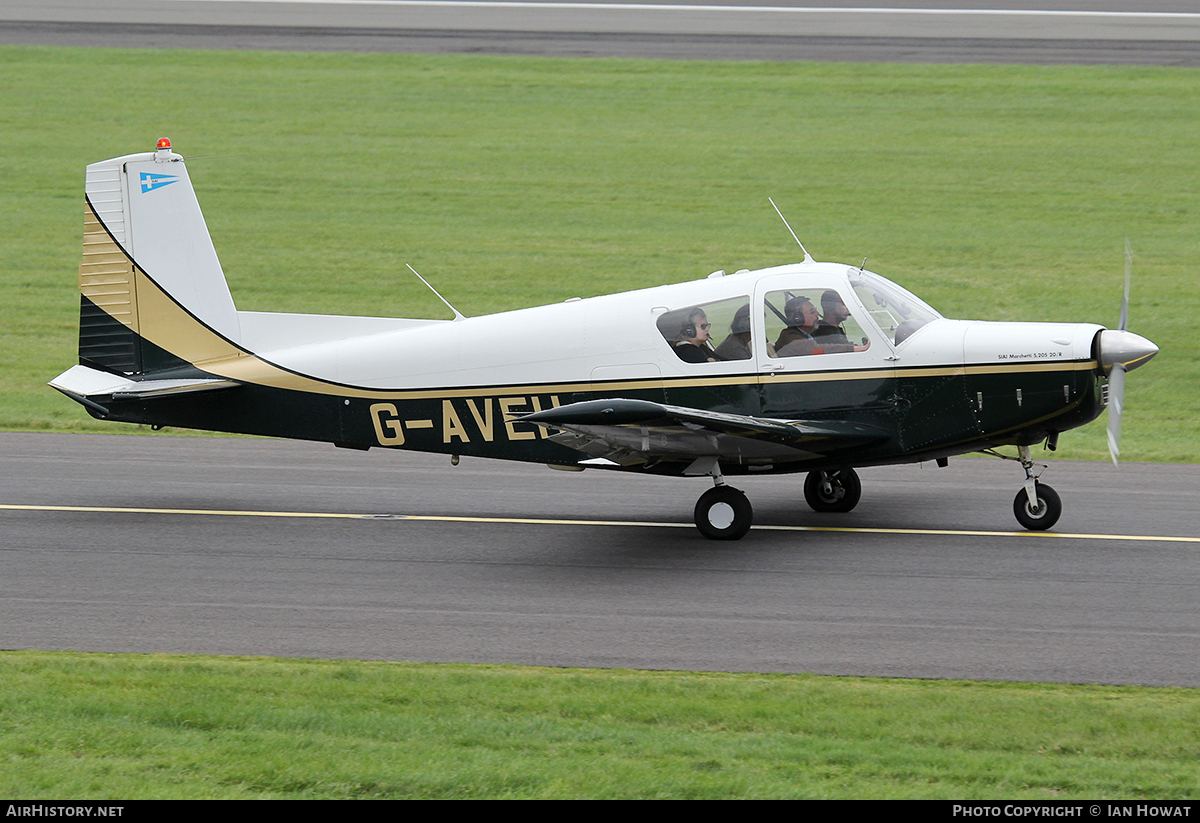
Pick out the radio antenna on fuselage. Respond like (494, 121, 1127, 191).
(406, 263, 466, 321)
(768, 197, 812, 263)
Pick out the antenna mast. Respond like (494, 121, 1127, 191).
(407, 263, 465, 321)
(768, 197, 812, 263)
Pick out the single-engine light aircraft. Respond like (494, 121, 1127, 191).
(51, 140, 1159, 539)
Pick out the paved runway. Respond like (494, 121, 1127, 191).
(2, 0, 1199, 63)
(3, 2, 1196, 683)
(3, 432, 1197, 684)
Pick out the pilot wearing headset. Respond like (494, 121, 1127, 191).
(777, 291, 867, 356)
(814, 289, 852, 344)
(812, 289, 869, 352)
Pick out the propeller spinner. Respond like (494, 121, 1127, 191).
(1100, 241, 1159, 464)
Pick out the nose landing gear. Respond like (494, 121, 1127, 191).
(1013, 481, 1062, 531)
(1010, 445, 1062, 531)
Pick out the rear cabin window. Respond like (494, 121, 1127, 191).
(656, 297, 751, 364)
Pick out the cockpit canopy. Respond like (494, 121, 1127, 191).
(655, 265, 944, 364)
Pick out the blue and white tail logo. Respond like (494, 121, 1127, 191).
(140, 172, 178, 193)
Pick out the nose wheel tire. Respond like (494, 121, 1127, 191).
(694, 486, 753, 540)
(803, 468, 862, 513)
(1012, 482, 1062, 531)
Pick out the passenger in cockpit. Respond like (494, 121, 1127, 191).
(672, 308, 717, 363)
(713, 304, 752, 361)
(774, 296, 819, 352)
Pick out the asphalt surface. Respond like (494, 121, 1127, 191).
(2, 0, 1199, 63)
(3, 432, 1197, 684)
(4, 2, 1196, 683)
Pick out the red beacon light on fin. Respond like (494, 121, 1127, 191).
(156, 137, 172, 150)
(154, 137, 174, 162)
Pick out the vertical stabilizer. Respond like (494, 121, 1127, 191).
(80, 139, 240, 375)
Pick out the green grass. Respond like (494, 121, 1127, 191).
(2, 651, 1199, 799)
(2, 47, 1197, 459)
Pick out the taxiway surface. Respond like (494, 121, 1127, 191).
(2, 0, 1198, 63)
(3, 432, 1197, 685)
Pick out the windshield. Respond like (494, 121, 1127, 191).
(849, 271, 941, 346)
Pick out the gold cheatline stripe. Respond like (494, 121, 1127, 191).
(200, 352, 1097, 402)
(3, 504, 1195, 543)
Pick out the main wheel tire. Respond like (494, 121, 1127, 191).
(694, 486, 753, 541)
(803, 468, 862, 513)
(1012, 482, 1062, 531)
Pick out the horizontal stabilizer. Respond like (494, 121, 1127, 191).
(50, 364, 238, 402)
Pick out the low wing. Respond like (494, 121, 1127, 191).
(521, 398, 886, 470)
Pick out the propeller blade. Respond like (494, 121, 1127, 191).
(1106, 363, 1126, 465)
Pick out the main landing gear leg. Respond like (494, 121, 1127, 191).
(803, 467, 862, 513)
(692, 462, 753, 541)
(1012, 445, 1062, 531)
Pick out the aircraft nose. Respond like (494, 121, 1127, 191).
(1098, 329, 1159, 373)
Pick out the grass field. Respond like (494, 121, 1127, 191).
(2, 47, 1197, 459)
(3, 651, 1200, 799)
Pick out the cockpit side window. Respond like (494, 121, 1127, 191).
(764, 288, 870, 358)
(656, 296, 752, 364)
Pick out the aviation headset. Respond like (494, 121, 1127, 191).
(784, 295, 813, 327)
(680, 308, 709, 340)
